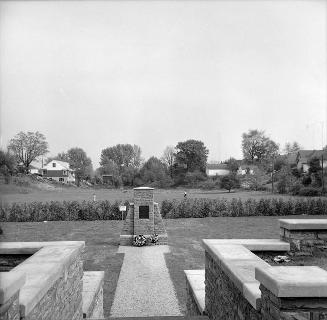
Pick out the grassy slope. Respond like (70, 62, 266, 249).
(2, 215, 326, 316)
(0, 185, 296, 205)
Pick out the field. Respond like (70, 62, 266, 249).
(0, 184, 297, 205)
(2, 215, 326, 316)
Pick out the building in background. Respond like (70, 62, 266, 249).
(42, 160, 75, 183)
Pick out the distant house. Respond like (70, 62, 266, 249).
(42, 160, 75, 183)
(206, 163, 230, 177)
(237, 165, 256, 175)
(102, 174, 113, 184)
(295, 150, 327, 173)
(28, 165, 41, 175)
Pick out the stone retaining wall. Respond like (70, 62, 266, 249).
(0, 292, 20, 320)
(279, 219, 327, 255)
(23, 256, 83, 320)
(205, 252, 261, 320)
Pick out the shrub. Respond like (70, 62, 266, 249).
(0, 200, 124, 222)
(159, 197, 327, 218)
(298, 187, 320, 197)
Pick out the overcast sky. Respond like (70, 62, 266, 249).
(0, 0, 326, 168)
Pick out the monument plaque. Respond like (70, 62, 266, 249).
(119, 187, 168, 245)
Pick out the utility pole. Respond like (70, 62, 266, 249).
(322, 154, 325, 194)
(271, 157, 275, 194)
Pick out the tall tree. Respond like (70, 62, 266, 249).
(175, 139, 209, 173)
(8, 131, 49, 172)
(139, 156, 171, 187)
(242, 130, 279, 163)
(283, 141, 301, 154)
(100, 144, 142, 172)
(161, 146, 176, 178)
(60, 148, 93, 184)
(225, 157, 239, 173)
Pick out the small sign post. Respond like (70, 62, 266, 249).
(119, 205, 127, 220)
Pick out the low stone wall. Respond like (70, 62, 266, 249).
(279, 219, 327, 255)
(23, 255, 83, 320)
(256, 266, 327, 320)
(184, 270, 205, 316)
(0, 241, 85, 320)
(205, 252, 261, 320)
(0, 290, 20, 320)
(0, 272, 25, 320)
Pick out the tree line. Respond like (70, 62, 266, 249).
(0, 129, 311, 190)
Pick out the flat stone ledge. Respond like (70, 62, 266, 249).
(0, 241, 85, 254)
(279, 219, 327, 231)
(83, 271, 104, 318)
(203, 239, 290, 251)
(255, 266, 327, 297)
(0, 272, 26, 304)
(203, 241, 270, 310)
(0, 241, 84, 317)
(184, 270, 205, 314)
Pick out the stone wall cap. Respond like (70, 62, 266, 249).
(0, 241, 85, 254)
(279, 219, 327, 230)
(83, 271, 105, 317)
(134, 187, 154, 190)
(255, 266, 327, 297)
(184, 270, 205, 314)
(203, 239, 289, 251)
(0, 241, 84, 316)
(0, 272, 26, 304)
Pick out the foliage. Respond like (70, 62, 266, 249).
(240, 168, 267, 191)
(0, 200, 129, 222)
(175, 139, 209, 173)
(0, 150, 16, 183)
(225, 157, 239, 172)
(242, 129, 279, 163)
(298, 187, 320, 197)
(160, 197, 327, 219)
(161, 146, 176, 178)
(283, 141, 301, 154)
(100, 144, 142, 171)
(220, 174, 239, 192)
(139, 157, 172, 188)
(8, 131, 49, 172)
(184, 170, 207, 187)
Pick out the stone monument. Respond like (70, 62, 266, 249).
(120, 187, 168, 245)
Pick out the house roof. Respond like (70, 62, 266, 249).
(45, 160, 71, 170)
(206, 163, 229, 170)
(297, 150, 327, 164)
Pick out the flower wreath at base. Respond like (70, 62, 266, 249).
(132, 234, 159, 247)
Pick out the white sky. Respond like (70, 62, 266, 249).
(0, 0, 326, 168)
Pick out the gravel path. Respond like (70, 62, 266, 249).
(110, 245, 182, 317)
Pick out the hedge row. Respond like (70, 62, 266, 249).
(0, 200, 129, 222)
(161, 198, 327, 218)
(1, 198, 327, 222)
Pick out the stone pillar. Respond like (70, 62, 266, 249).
(133, 187, 154, 236)
(256, 266, 327, 320)
(279, 219, 327, 255)
(0, 273, 25, 320)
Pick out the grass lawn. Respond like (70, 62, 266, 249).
(0, 184, 298, 205)
(2, 215, 326, 316)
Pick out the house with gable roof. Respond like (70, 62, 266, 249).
(42, 160, 75, 183)
(295, 150, 327, 173)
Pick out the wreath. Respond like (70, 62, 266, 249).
(150, 234, 159, 244)
(133, 235, 147, 247)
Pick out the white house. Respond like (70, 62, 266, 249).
(206, 163, 230, 176)
(42, 160, 75, 183)
(237, 165, 255, 175)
